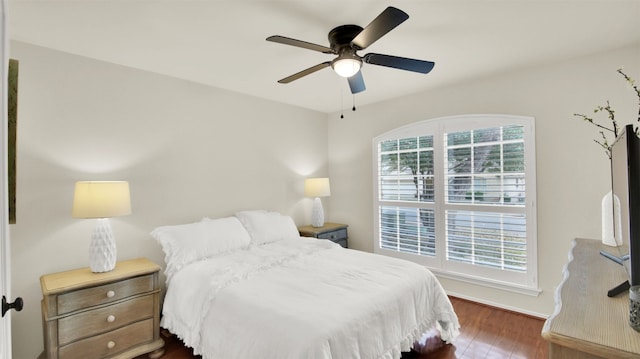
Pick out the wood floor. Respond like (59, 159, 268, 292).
(148, 297, 548, 359)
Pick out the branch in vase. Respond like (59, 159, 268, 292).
(617, 69, 640, 124)
(574, 113, 616, 134)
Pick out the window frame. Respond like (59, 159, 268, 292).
(372, 114, 539, 295)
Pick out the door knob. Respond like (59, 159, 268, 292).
(2, 296, 23, 317)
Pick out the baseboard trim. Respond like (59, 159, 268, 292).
(447, 292, 548, 319)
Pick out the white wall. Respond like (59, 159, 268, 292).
(327, 44, 640, 316)
(8, 41, 329, 359)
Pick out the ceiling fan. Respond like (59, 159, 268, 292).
(266, 6, 435, 94)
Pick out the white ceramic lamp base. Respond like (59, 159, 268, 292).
(89, 218, 117, 273)
(311, 197, 325, 227)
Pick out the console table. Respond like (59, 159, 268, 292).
(542, 238, 640, 358)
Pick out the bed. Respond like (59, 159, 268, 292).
(151, 210, 460, 359)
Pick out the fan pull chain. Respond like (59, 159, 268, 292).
(340, 89, 345, 119)
(352, 95, 356, 112)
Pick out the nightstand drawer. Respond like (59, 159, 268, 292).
(58, 295, 154, 345)
(57, 274, 154, 315)
(58, 318, 154, 359)
(317, 228, 347, 241)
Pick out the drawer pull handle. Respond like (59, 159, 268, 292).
(106, 290, 115, 298)
(107, 315, 116, 323)
(107, 341, 116, 349)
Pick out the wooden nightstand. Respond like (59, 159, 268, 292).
(298, 222, 348, 248)
(39, 258, 164, 359)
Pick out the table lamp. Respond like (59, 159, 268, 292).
(304, 177, 331, 227)
(72, 181, 131, 273)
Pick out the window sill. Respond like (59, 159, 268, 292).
(430, 268, 542, 297)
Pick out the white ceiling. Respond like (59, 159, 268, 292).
(8, 0, 640, 114)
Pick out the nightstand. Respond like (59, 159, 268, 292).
(39, 258, 164, 359)
(298, 222, 348, 248)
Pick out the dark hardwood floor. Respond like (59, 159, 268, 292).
(148, 297, 548, 359)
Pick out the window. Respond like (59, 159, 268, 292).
(373, 115, 538, 293)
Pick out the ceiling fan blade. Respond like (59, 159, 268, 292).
(266, 35, 334, 54)
(363, 53, 435, 74)
(351, 7, 409, 50)
(347, 71, 366, 94)
(277, 62, 331, 84)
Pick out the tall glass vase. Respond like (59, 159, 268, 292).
(602, 190, 621, 246)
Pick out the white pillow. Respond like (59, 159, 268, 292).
(235, 210, 299, 245)
(151, 216, 251, 279)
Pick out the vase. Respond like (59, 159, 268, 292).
(602, 190, 621, 246)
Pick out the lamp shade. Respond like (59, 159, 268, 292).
(304, 178, 331, 198)
(72, 181, 132, 218)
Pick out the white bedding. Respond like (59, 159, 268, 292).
(161, 236, 459, 359)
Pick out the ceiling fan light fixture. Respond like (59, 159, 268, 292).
(331, 55, 362, 78)
(267, 7, 432, 94)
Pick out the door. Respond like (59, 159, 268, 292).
(1, 0, 12, 357)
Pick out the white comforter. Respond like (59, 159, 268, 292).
(161, 237, 459, 359)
